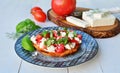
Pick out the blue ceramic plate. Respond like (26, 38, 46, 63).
(15, 27, 98, 68)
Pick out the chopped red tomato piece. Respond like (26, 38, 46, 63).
(55, 44, 65, 53)
(45, 33, 50, 38)
(53, 30, 58, 38)
(71, 39, 79, 44)
(36, 34, 42, 44)
(77, 34, 82, 40)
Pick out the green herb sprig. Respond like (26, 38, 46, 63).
(6, 19, 41, 40)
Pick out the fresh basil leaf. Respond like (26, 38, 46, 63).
(45, 39, 51, 47)
(41, 30, 49, 37)
(57, 37, 68, 45)
(16, 19, 41, 33)
(73, 31, 77, 37)
(57, 30, 61, 36)
(45, 38, 55, 47)
(63, 27, 68, 31)
(50, 31, 53, 38)
(62, 37, 68, 44)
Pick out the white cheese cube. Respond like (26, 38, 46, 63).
(41, 38, 46, 43)
(68, 32, 74, 39)
(60, 32, 66, 37)
(74, 37, 82, 43)
(30, 35, 37, 44)
(70, 43, 76, 48)
(39, 38, 46, 48)
(47, 45, 56, 52)
(65, 43, 76, 50)
(93, 13, 104, 19)
(82, 10, 116, 27)
(39, 42, 44, 48)
(65, 44, 71, 50)
(88, 9, 109, 19)
(66, 16, 89, 28)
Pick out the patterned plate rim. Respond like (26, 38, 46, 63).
(15, 26, 99, 68)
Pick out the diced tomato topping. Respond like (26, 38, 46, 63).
(53, 30, 58, 38)
(53, 44, 57, 47)
(71, 39, 79, 44)
(68, 37, 72, 42)
(45, 33, 50, 38)
(77, 34, 82, 40)
(55, 44, 65, 53)
(36, 34, 42, 44)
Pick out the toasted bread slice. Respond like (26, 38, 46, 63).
(33, 43, 80, 57)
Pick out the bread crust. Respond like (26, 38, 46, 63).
(33, 43, 80, 57)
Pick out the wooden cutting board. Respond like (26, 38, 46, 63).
(47, 7, 120, 38)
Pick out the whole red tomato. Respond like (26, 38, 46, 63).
(33, 10, 46, 22)
(31, 7, 46, 22)
(31, 7, 42, 15)
(52, 0, 76, 16)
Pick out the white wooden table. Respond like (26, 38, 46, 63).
(0, 0, 120, 73)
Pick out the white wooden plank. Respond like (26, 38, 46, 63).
(77, 0, 120, 9)
(0, 36, 21, 73)
(68, 51, 103, 73)
(0, 0, 23, 73)
(96, 34, 120, 73)
(76, 0, 93, 8)
(90, 0, 120, 9)
(19, 60, 67, 73)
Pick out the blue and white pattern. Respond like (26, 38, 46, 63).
(15, 27, 98, 68)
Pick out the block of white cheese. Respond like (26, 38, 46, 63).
(82, 9, 116, 27)
(66, 16, 89, 28)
